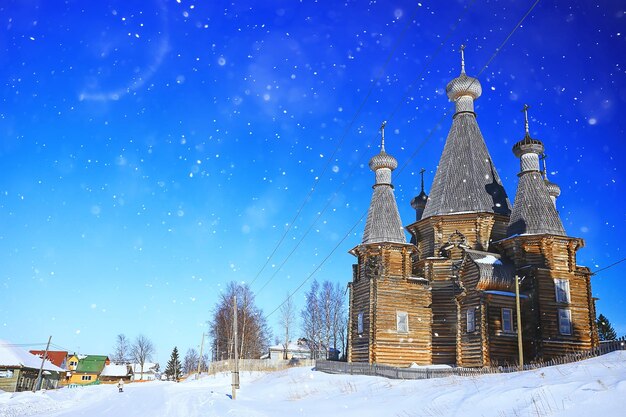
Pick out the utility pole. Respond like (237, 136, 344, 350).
(196, 332, 205, 378)
(515, 275, 524, 370)
(232, 295, 239, 400)
(34, 336, 52, 392)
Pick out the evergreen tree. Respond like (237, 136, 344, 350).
(597, 314, 618, 341)
(165, 347, 183, 381)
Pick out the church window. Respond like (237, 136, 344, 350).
(554, 279, 570, 303)
(502, 308, 513, 333)
(397, 311, 408, 333)
(467, 308, 476, 333)
(357, 312, 364, 334)
(558, 309, 572, 335)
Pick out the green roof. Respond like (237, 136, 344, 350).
(75, 355, 108, 373)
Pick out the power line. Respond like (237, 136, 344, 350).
(248, 1, 425, 289)
(252, 0, 479, 296)
(263, 0, 542, 320)
(592, 257, 626, 276)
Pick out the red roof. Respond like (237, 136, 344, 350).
(29, 350, 68, 368)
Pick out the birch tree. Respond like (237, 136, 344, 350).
(279, 293, 296, 359)
(131, 334, 155, 380)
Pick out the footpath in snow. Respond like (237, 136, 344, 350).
(1, 351, 626, 417)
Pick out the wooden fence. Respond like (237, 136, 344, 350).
(202, 358, 316, 376)
(315, 337, 626, 380)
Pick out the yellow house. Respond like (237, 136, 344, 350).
(67, 354, 80, 371)
(68, 355, 109, 385)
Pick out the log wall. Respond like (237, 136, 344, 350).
(494, 236, 597, 360)
(348, 244, 431, 366)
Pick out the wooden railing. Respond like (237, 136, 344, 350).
(316, 337, 626, 380)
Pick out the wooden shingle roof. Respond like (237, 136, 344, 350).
(507, 170, 566, 236)
(422, 113, 511, 219)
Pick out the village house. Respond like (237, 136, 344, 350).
(29, 350, 68, 370)
(68, 355, 110, 385)
(132, 362, 159, 381)
(347, 52, 598, 367)
(0, 341, 65, 392)
(99, 363, 133, 383)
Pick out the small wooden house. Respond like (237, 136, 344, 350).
(131, 362, 158, 381)
(347, 59, 598, 368)
(0, 341, 65, 392)
(68, 355, 109, 385)
(99, 364, 133, 382)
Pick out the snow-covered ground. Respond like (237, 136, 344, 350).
(2, 352, 626, 417)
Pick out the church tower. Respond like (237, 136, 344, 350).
(347, 122, 431, 366)
(407, 47, 511, 364)
(493, 105, 598, 359)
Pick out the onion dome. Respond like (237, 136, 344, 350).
(542, 154, 561, 206)
(369, 148, 398, 172)
(512, 104, 544, 168)
(545, 179, 561, 199)
(446, 45, 482, 114)
(446, 73, 482, 102)
(410, 168, 428, 221)
(411, 191, 428, 210)
(368, 121, 397, 187)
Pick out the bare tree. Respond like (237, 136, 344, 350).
(301, 279, 321, 359)
(330, 282, 348, 360)
(301, 280, 347, 360)
(279, 293, 296, 359)
(208, 282, 271, 360)
(131, 334, 155, 380)
(183, 348, 199, 375)
(112, 334, 130, 364)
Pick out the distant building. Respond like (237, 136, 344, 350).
(266, 339, 312, 361)
(132, 362, 158, 381)
(347, 51, 598, 367)
(265, 339, 339, 361)
(100, 364, 133, 382)
(0, 340, 65, 392)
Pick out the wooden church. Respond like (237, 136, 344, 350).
(346, 51, 598, 367)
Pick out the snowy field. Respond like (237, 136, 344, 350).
(2, 352, 626, 417)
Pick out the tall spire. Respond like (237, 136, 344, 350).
(422, 48, 510, 219)
(411, 168, 428, 221)
(460, 44, 466, 74)
(523, 103, 530, 137)
(362, 122, 406, 244)
(541, 153, 561, 208)
(508, 105, 565, 236)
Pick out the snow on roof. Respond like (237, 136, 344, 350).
(0, 340, 65, 372)
(269, 342, 310, 352)
(474, 254, 503, 265)
(100, 364, 130, 377)
(132, 363, 157, 373)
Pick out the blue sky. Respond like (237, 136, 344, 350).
(1, 0, 624, 366)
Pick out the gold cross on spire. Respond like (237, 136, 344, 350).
(380, 120, 387, 151)
(522, 104, 530, 136)
(460, 44, 466, 74)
